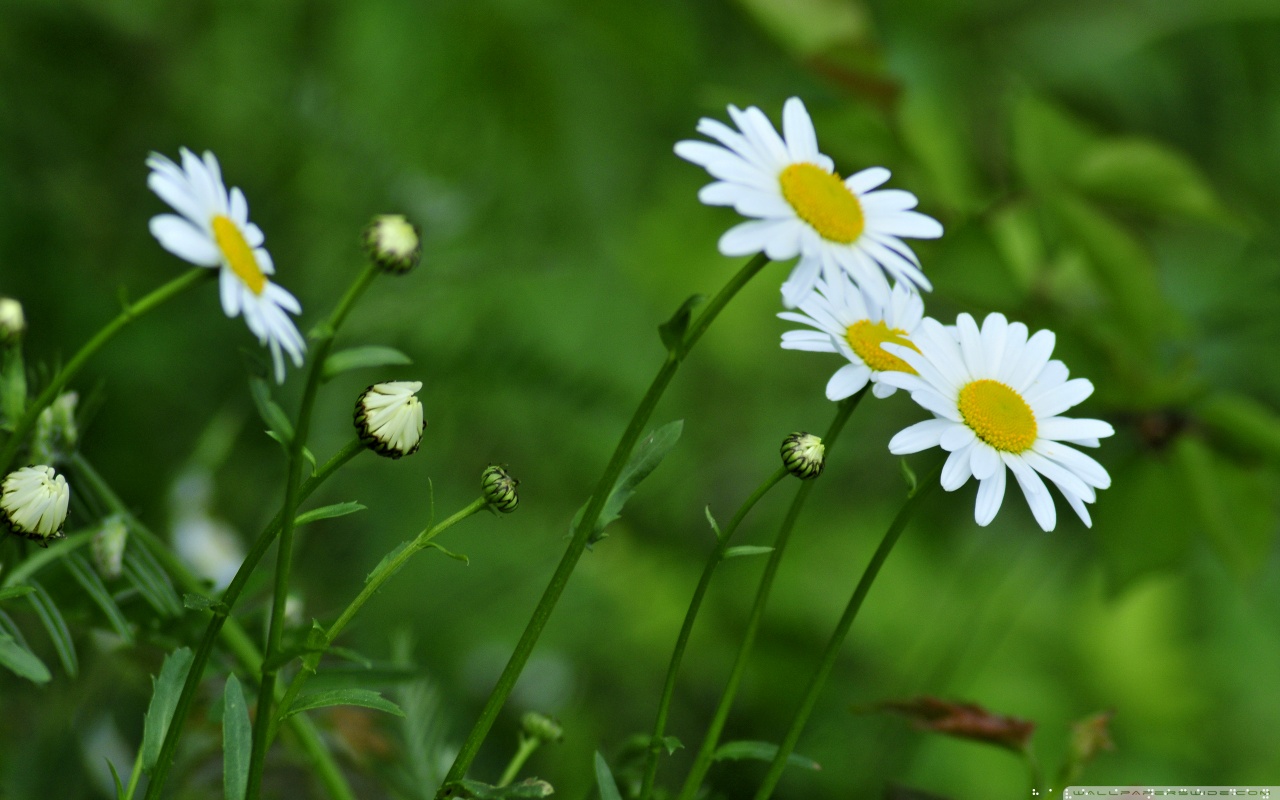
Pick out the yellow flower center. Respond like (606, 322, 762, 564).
(778, 163, 865, 244)
(845, 320, 918, 374)
(957, 379, 1038, 453)
(212, 215, 266, 295)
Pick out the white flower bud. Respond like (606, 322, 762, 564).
(354, 381, 426, 458)
(363, 214, 421, 274)
(1, 465, 70, 545)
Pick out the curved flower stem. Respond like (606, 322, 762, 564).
(675, 389, 866, 800)
(751, 460, 943, 800)
(496, 735, 541, 788)
(71, 453, 358, 800)
(439, 253, 771, 789)
(0, 268, 212, 474)
(270, 497, 488, 740)
(638, 465, 789, 800)
(247, 263, 380, 800)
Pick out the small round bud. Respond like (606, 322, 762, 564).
(521, 712, 564, 743)
(92, 515, 129, 580)
(481, 464, 519, 513)
(0, 298, 25, 344)
(0, 465, 70, 546)
(363, 214, 421, 274)
(781, 432, 825, 480)
(354, 381, 426, 459)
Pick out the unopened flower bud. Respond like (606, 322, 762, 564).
(92, 515, 129, 580)
(31, 391, 78, 465)
(1, 465, 70, 546)
(481, 464, 519, 513)
(354, 381, 426, 459)
(0, 298, 24, 344)
(521, 711, 563, 743)
(363, 214, 421, 274)
(781, 432, 825, 480)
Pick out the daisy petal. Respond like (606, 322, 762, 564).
(1037, 417, 1114, 442)
(974, 465, 1007, 526)
(889, 418, 955, 455)
(826, 363, 870, 400)
(1030, 378, 1094, 419)
(941, 444, 975, 491)
(846, 167, 891, 194)
(1004, 454, 1057, 531)
(150, 215, 221, 266)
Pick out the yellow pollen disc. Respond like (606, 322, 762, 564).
(957, 379, 1038, 453)
(845, 320, 918, 374)
(211, 215, 266, 295)
(778, 163, 865, 244)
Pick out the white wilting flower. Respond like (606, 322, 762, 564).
(1, 465, 70, 545)
(779, 277, 924, 401)
(675, 97, 942, 308)
(146, 148, 306, 383)
(880, 313, 1113, 531)
(355, 381, 426, 459)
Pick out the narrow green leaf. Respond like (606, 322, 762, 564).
(295, 502, 366, 527)
(248, 377, 294, 442)
(280, 688, 405, 720)
(105, 759, 125, 799)
(712, 740, 821, 771)
(0, 585, 34, 603)
(704, 506, 723, 542)
(583, 420, 683, 544)
(593, 751, 623, 800)
(124, 547, 182, 617)
(424, 541, 469, 565)
(222, 674, 251, 800)
(141, 647, 195, 771)
(65, 553, 134, 643)
(442, 779, 555, 799)
(662, 735, 684, 755)
(183, 593, 229, 616)
(722, 546, 774, 560)
(1073, 137, 1229, 223)
(658, 294, 705, 354)
(322, 346, 412, 381)
(27, 579, 77, 678)
(0, 630, 51, 683)
(366, 541, 411, 584)
(900, 458, 918, 496)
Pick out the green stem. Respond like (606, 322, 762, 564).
(676, 390, 865, 800)
(439, 254, 771, 790)
(0, 269, 211, 474)
(1023, 745, 1045, 796)
(122, 744, 144, 800)
(272, 498, 487, 738)
(71, 453, 358, 800)
(247, 263, 379, 800)
(497, 736, 541, 788)
(751, 461, 942, 800)
(638, 466, 789, 800)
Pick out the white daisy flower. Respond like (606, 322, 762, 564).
(1, 465, 70, 544)
(354, 381, 426, 459)
(147, 148, 306, 383)
(879, 313, 1114, 531)
(675, 97, 943, 308)
(779, 277, 925, 401)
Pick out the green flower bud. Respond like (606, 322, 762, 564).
(354, 381, 426, 459)
(481, 464, 519, 513)
(520, 711, 563, 744)
(363, 214, 421, 274)
(781, 432, 825, 480)
(0, 298, 24, 344)
(31, 391, 78, 465)
(1, 465, 70, 546)
(92, 515, 129, 581)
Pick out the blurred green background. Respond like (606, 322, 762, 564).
(3, 0, 1280, 797)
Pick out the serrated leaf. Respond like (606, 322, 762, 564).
(65, 553, 134, 643)
(658, 294, 705, 354)
(322, 346, 412, 381)
(722, 546, 774, 560)
(183, 593, 229, 616)
(0, 630, 51, 683)
(223, 674, 251, 800)
(0, 585, 34, 603)
(580, 420, 683, 544)
(124, 546, 182, 617)
(141, 647, 194, 771)
(593, 751, 623, 800)
(712, 740, 821, 771)
(248, 377, 294, 442)
(295, 502, 366, 527)
(424, 541, 469, 565)
(280, 688, 405, 720)
(27, 579, 76, 678)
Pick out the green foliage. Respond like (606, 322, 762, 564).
(280, 688, 405, 720)
(578, 420, 684, 545)
(712, 740, 821, 771)
(222, 674, 251, 800)
(593, 752, 623, 800)
(141, 648, 194, 772)
(322, 345, 412, 381)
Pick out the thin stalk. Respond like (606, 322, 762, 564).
(0, 530, 94, 587)
(0, 268, 211, 473)
(676, 390, 865, 800)
(1023, 745, 1045, 797)
(122, 745, 144, 800)
(439, 254, 771, 789)
(247, 263, 379, 800)
(496, 736, 541, 788)
(72, 453, 357, 800)
(751, 461, 942, 800)
(638, 466, 789, 800)
(271, 498, 487, 737)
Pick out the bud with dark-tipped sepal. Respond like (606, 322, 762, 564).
(481, 464, 519, 513)
(363, 214, 421, 274)
(781, 432, 825, 480)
